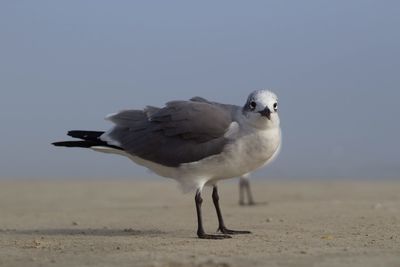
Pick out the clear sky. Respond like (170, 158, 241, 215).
(1, 1, 399, 180)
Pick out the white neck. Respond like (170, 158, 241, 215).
(238, 110, 280, 131)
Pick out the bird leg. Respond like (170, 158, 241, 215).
(239, 177, 245, 205)
(245, 179, 255, 205)
(212, 186, 251, 235)
(195, 189, 231, 239)
(239, 177, 256, 206)
(239, 177, 255, 205)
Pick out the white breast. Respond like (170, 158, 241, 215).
(181, 126, 281, 181)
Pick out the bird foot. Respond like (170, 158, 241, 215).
(197, 232, 232, 239)
(218, 227, 251, 235)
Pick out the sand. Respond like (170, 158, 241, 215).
(0, 179, 399, 267)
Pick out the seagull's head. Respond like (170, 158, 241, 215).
(243, 90, 280, 128)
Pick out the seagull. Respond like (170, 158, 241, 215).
(53, 89, 281, 239)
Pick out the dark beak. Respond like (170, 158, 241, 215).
(259, 107, 271, 120)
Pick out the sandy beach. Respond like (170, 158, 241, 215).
(0, 179, 399, 267)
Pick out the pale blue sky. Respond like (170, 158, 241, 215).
(1, 1, 399, 180)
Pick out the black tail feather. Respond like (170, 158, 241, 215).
(52, 141, 98, 148)
(67, 130, 104, 141)
(52, 130, 121, 150)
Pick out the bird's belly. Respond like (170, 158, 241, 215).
(182, 127, 281, 180)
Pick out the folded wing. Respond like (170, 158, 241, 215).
(103, 100, 236, 167)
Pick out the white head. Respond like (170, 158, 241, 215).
(242, 90, 280, 128)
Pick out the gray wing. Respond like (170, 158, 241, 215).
(104, 99, 237, 167)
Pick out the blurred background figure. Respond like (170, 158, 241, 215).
(239, 174, 255, 206)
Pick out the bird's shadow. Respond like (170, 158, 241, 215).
(0, 228, 165, 237)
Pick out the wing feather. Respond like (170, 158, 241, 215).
(102, 99, 237, 167)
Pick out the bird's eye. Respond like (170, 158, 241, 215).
(250, 101, 257, 109)
(273, 102, 278, 111)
